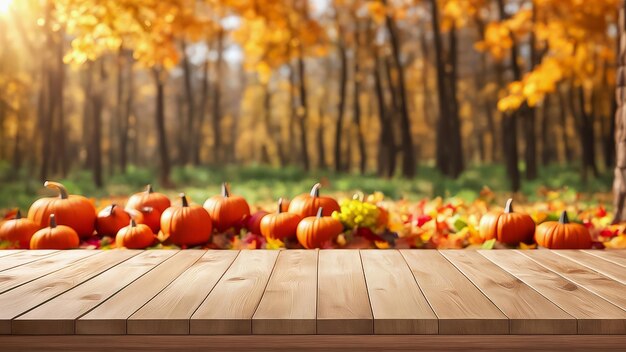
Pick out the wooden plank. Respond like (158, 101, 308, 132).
(583, 250, 626, 267)
(440, 250, 576, 334)
(252, 250, 317, 335)
(0, 250, 23, 258)
(360, 250, 437, 334)
(77, 250, 204, 334)
(0, 250, 137, 334)
(481, 250, 626, 334)
(400, 250, 508, 335)
(554, 250, 626, 285)
(0, 250, 58, 272)
(0, 250, 96, 294)
(191, 250, 279, 335)
(521, 250, 626, 310)
(2, 335, 626, 352)
(12, 250, 176, 335)
(316, 250, 373, 335)
(129, 250, 239, 335)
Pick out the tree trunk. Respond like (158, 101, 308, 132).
(385, 1, 415, 178)
(540, 95, 554, 166)
(194, 47, 211, 166)
(374, 55, 394, 177)
(577, 86, 599, 181)
(91, 60, 105, 188)
(39, 4, 55, 181)
(557, 87, 573, 163)
(523, 3, 539, 180)
(613, 0, 626, 222)
(212, 29, 224, 164)
(352, 27, 367, 174)
(431, 0, 450, 176)
(317, 105, 327, 169)
(119, 52, 133, 173)
(181, 40, 194, 166)
(297, 56, 310, 171)
(447, 26, 464, 177)
(152, 69, 172, 187)
(334, 30, 348, 172)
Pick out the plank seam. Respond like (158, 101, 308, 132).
(438, 251, 511, 333)
(398, 250, 440, 326)
(188, 250, 242, 334)
(581, 250, 626, 268)
(249, 250, 282, 334)
(0, 251, 61, 273)
(72, 251, 181, 330)
(357, 250, 375, 334)
(0, 251, 101, 295)
(553, 251, 626, 282)
(9, 251, 143, 324)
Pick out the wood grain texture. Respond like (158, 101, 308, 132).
(360, 250, 437, 334)
(0, 250, 95, 294)
(2, 335, 625, 351)
(481, 250, 626, 334)
(317, 250, 373, 335)
(400, 250, 508, 335)
(12, 250, 175, 335)
(0, 250, 137, 334)
(191, 250, 279, 335)
(583, 250, 626, 267)
(555, 250, 626, 284)
(0, 250, 23, 258)
(129, 250, 239, 335)
(0, 250, 58, 272)
(440, 250, 576, 334)
(252, 250, 317, 335)
(521, 250, 626, 310)
(77, 250, 204, 335)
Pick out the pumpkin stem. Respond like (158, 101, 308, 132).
(222, 183, 230, 197)
(180, 193, 189, 207)
(109, 204, 117, 217)
(559, 211, 570, 224)
(310, 183, 321, 197)
(146, 184, 154, 194)
(316, 207, 323, 218)
(15, 209, 22, 220)
(278, 198, 284, 214)
(130, 218, 137, 227)
(504, 198, 514, 213)
(44, 181, 69, 199)
(49, 214, 57, 228)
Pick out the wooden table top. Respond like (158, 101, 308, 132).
(0, 249, 624, 336)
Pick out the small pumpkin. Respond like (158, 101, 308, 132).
(161, 194, 212, 246)
(261, 198, 301, 240)
(535, 211, 592, 249)
(28, 181, 97, 238)
(0, 210, 40, 249)
(30, 214, 80, 250)
(297, 207, 344, 249)
(126, 184, 171, 214)
(479, 198, 535, 245)
(247, 210, 269, 235)
(96, 204, 131, 237)
(203, 183, 250, 232)
(126, 206, 160, 233)
(116, 219, 155, 249)
(288, 183, 340, 218)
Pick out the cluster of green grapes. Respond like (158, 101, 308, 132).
(332, 199, 380, 229)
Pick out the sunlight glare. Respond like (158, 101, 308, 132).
(0, 0, 13, 15)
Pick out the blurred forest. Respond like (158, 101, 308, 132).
(0, 0, 619, 192)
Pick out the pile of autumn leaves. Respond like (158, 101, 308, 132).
(1, 181, 625, 250)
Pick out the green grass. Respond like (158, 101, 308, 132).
(0, 161, 613, 211)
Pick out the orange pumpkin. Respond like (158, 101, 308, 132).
(279, 198, 290, 212)
(116, 219, 155, 249)
(296, 207, 344, 249)
(288, 183, 340, 218)
(261, 198, 301, 240)
(479, 198, 535, 245)
(126, 206, 160, 233)
(247, 210, 269, 235)
(161, 194, 212, 246)
(124, 207, 145, 224)
(96, 204, 131, 237)
(0, 210, 40, 249)
(28, 181, 97, 238)
(535, 211, 592, 249)
(30, 214, 80, 249)
(203, 183, 250, 232)
(126, 184, 171, 214)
